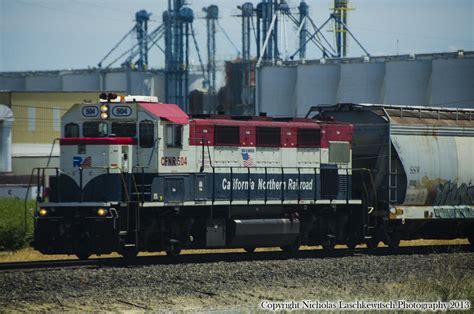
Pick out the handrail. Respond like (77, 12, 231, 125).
(27, 165, 142, 249)
(29, 165, 375, 207)
(46, 138, 61, 168)
(281, 167, 285, 203)
(203, 165, 375, 209)
(28, 165, 136, 204)
(26, 164, 377, 250)
(189, 137, 208, 173)
(24, 167, 61, 240)
(131, 165, 150, 205)
(247, 167, 251, 204)
(130, 166, 145, 200)
(229, 167, 233, 206)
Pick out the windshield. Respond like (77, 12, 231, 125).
(111, 122, 136, 137)
(83, 121, 108, 137)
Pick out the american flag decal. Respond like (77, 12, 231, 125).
(241, 151, 254, 167)
(81, 156, 92, 168)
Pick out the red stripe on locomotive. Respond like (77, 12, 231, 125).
(189, 118, 352, 148)
(60, 137, 137, 145)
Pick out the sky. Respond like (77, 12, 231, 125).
(0, 0, 473, 74)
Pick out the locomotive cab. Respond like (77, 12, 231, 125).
(54, 100, 140, 202)
(33, 95, 195, 257)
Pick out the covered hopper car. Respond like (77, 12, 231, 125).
(307, 103, 474, 248)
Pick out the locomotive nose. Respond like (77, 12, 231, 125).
(34, 206, 119, 256)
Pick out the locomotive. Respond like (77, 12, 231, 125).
(32, 94, 474, 259)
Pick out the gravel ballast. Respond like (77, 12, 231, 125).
(1, 250, 473, 311)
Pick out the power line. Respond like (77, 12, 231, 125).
(10, 104, 71, 111)
(351, 25, 474, 44)
(70, 0, 139, 16)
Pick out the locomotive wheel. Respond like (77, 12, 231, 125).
(384, 233, 401, 249)
(467, 230, 474, 246)
(346, 240, 357, 251)
(385, 238, 400, 249)
(244, 247, 256, 253)
(76, 253, 91, 260)
(366, 238, 379, 250)
(121, 248, 138, 260)
(166, 247, 181, 257)
(469, 235, 474, 246)
(280, 237, 301, 253)
(322, 243, 335, 251)
(280, 243, 300, 253)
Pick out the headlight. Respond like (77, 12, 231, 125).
(97, 208, 108, 217)
(100, 104, 109, 120)
(38, 208, 48, 216)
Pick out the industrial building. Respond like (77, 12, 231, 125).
(0, 92, 105, 176)
(0, 68, 203, 101)
(257, 51, 474, 117)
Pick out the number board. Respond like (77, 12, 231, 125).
(82, 106, 99, 117)
(111, 106, 133, 118)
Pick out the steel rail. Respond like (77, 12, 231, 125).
(0, 244, 471, 272)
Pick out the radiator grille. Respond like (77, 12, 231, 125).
(329, 141, 350, 163)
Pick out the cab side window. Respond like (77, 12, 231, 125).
(166, 124, 182, 148)
(139, 120, 154, 148)
(64, 123, 79, 138)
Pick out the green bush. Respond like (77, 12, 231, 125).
(0, 198, 35, 251)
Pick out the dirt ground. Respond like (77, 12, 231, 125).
(0, 246, 473, 312)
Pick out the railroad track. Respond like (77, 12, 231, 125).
(0, 258, 122, 272)
(0, 244, 471, 272)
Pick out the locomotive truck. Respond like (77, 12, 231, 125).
(31, 94, 474, 259)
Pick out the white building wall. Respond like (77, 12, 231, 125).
(337, 62, 386, 104)
(0, 70, 199, 101)
(257, 53, 474, 117)
(25, 75, 62, 91)
(257, 66, 296, 117)
(296, 63, 340, 116)
(0, 76, 25, 91)
(188, 74, 204, 95)
(62, 73, 101, 91)
(105, 72, 128, 92)
(130, 71, 155, 95)
(153, 73, 166, 101)
(429, 58, 474, 107)
(382, 60, 432, 105)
